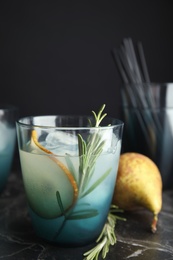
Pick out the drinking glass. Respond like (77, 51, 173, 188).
(121, 82, 173, 190)
(0, 105, 18, 192)
(16, 115, 123, 246)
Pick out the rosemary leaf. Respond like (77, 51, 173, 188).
(83, 205, 126, 260)
(56, 191, 65, 215)
(83, 237, 107, 260)
(65, 156, 78, 183)
(68, 210, 98, 220)
(80, 168, 111, 198)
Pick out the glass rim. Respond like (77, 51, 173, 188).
(122, 104, 173, 109)
(16, 115, 124, 130)
(122, 82, 173, 86)
(122, 105, 171, 109)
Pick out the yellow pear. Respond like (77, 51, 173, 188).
(112, 152, 162, 233)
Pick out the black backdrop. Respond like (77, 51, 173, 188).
(1, 1, 173, 117)
(0, 1, 173, 169)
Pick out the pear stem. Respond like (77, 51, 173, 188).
(151, 214, 158, 233)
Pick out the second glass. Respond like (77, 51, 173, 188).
(0, 105, 18, 192)
(121, 82, 173, 190)
(16, 114, 123, 246)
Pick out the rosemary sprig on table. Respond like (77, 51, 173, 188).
(83, 205, 126, 260)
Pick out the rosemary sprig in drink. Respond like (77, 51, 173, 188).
(64, 104, 112, 220)
(77, 104, 108, 197)
(83, 205, 126, 260)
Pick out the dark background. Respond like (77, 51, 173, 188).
(1, 1, 173, 117)
(0, 1, 173, 169)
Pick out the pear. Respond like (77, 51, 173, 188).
(112, 152, 162, 233)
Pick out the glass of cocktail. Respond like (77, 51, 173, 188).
(0, 105, 18, 192)
(16, 105, 123, 246)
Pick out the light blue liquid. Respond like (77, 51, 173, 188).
(20, 141, 121, 246)
(29, 197, 110, 246)
(29, 154, 116, 245)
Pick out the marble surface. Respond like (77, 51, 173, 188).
(0, 171, 173, 260)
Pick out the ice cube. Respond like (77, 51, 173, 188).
(40, 128, 119, 156)
(43, 131, 79, 156)
(90, 128, 118, 153)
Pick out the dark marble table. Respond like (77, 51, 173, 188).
(0, 171, 173, 260)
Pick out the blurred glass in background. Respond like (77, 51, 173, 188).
(0, 105, 18, 192)
(121, 83, 173, 190)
